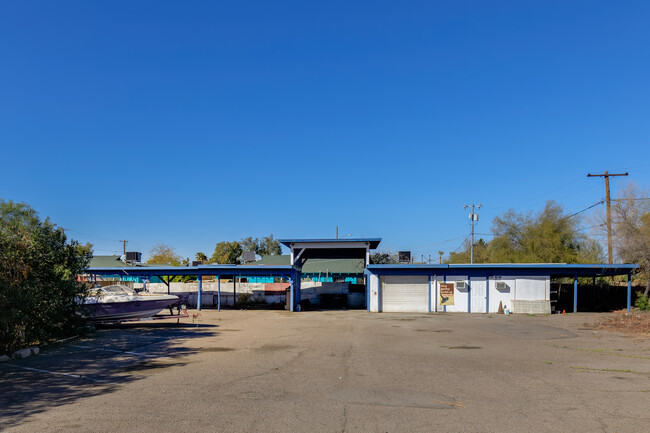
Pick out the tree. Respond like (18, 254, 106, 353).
(147, 243, 182, 266)
(370, 249, 397, 264)
(240, 237, 259, 254)
(610, 183, 650, 295)
(240, 234, 282, 256)
(258, 234, 282, 255)
(75, 242, 94, 258)
(489, 201, 603, 263)
(448, 238, 490, 264)
(0, 200, 90, 354)
(195, 252, 208, 262)
(210, 241, 242, 264)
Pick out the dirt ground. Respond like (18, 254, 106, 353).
(1, 310, 649, 432)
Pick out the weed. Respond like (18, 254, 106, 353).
(635, 294, 650, 311)
(543, 360, 552, 364)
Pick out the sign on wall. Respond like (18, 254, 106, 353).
(440, 283, 454, 306)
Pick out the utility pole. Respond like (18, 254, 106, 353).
(119, 240, 128, 257)
(587, 171, 628, 264)
(464, 204, 482, 264)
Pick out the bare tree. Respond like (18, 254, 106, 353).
(610, 183, 650, 295)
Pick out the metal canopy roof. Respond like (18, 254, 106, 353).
(366, 263, 639, 277)
(86, 264, 295, 277)
(278, 238, 382, 249)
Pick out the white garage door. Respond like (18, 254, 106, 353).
(381, 275, 429, 312)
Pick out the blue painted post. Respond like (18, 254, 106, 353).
(627, 273, 632, 314)
(217, 275, 221, 312)
(486, 277, 490, 313)
(573, 274, 578, 314)
(197, 274, 202, 311)
(290, 277, 295, 312)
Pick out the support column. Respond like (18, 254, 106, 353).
(217, 276, 221, 312)
(573, 274, 578, 314)
(290, 277, 295, 312)
(467, 277, 471, 313)
(197, 274, 202, 311)
(486, 276, 490, 313)
(627, 273, 632, 314)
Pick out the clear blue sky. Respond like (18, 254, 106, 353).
(2, 1, 649, 261)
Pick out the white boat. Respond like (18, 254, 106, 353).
(82, 284, 179, 322)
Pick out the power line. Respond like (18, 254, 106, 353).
(482, 175, 585, 211)
(409, 235, 471, 249)
(67, 229, 121, 242)
(452, 235, 471, 253)
(611, 198, 650, 201)
(566, 200, 605, 219)
(577, 223, 606, 233)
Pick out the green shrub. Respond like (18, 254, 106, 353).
(635, 294, 650, 311)
(0, 200, 90, 355)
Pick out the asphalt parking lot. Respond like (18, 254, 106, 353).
(1, 310, 649, 432)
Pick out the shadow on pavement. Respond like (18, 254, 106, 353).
(0, 322, 218, 430)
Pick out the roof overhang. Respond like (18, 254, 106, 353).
(85, 264, 295, 277)
(279, 238, 382, 250)
(366, 263, 640, 277)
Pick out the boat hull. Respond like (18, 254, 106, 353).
(83, 296, 178, 322)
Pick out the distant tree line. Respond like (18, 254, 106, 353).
(446, 192, 650, 295)
(370, 190, 650, 297)
(448, 201, 603, 264)
(146, 234, 282, 266)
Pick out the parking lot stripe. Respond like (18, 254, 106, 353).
(5, 364, 109, 383)
(70, 344, 154, 357)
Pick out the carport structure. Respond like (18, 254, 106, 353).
(278, 238, 382, 308)
(85, 264, 298, 310)
(366, 263, 640, 314)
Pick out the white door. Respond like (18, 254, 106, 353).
(381, 275, 429, 312)
(470, 279, 486, 313)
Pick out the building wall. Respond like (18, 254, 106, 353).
(369, 274, 380, 312)
(369, 272, 550, 314)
